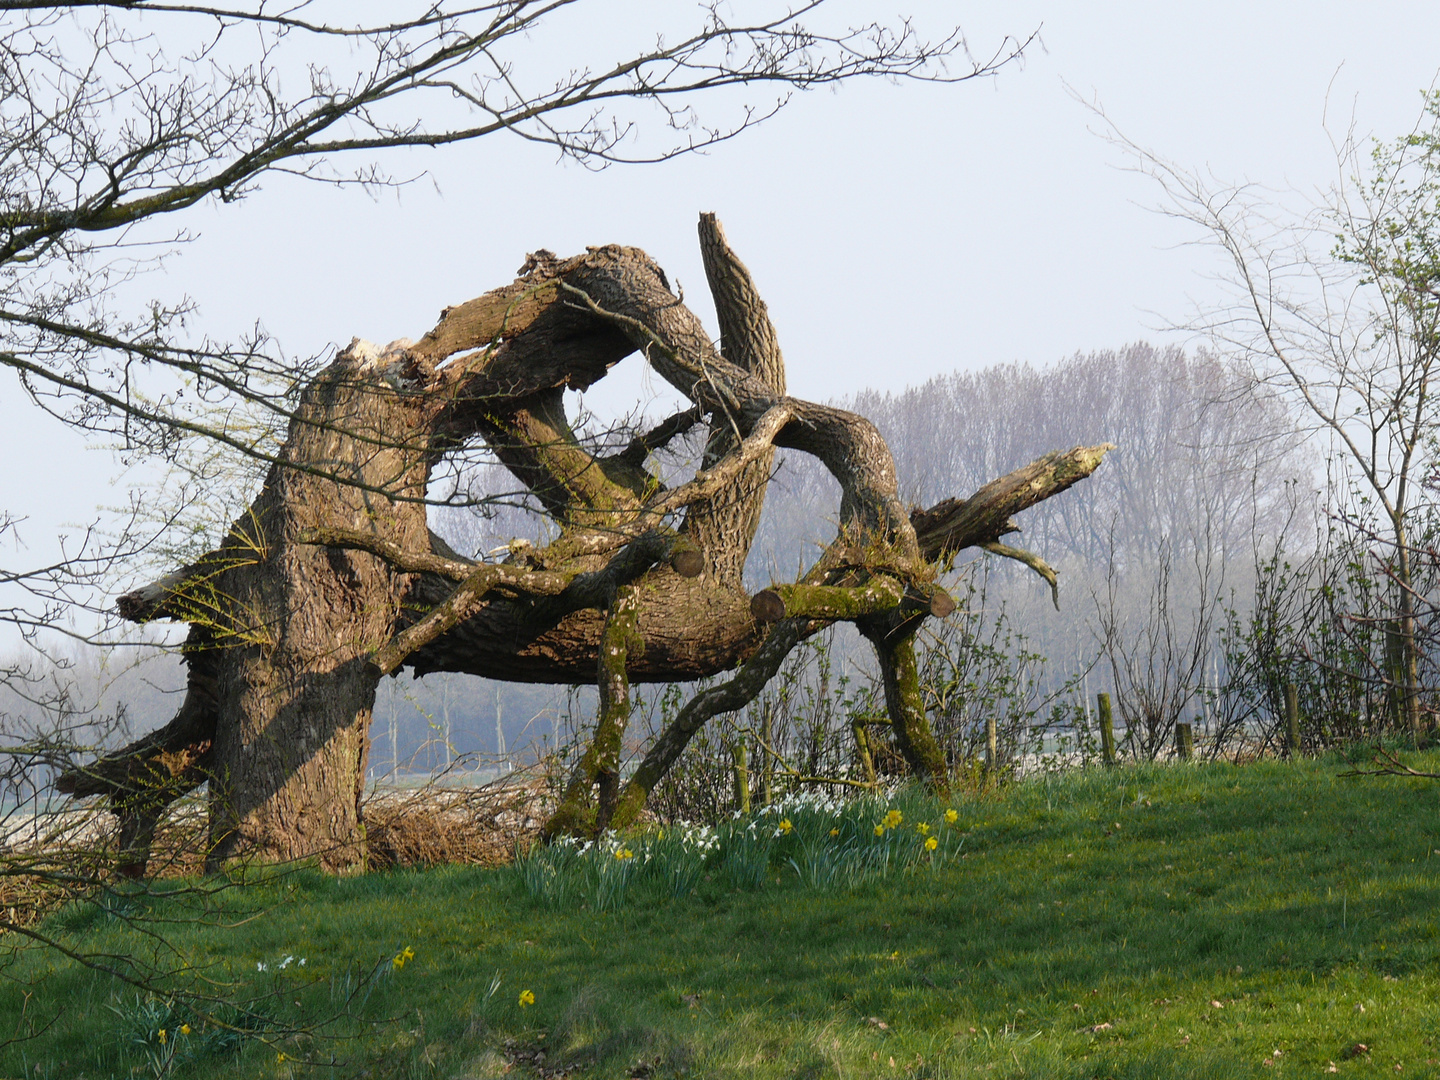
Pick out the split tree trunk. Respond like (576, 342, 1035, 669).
(61, 217, 1112, 871)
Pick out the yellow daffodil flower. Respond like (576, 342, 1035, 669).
(519, 989, 536, 1007)
(180, 1024, 191, 1036)
(874, 824, 885, 837)
(615, 847, 634, 861)
(829, 828, 839, 837)
(883, 809, 903, 829)
(945, 809, 959, 824)
(778, 818, 794, 834)
(917, 822, 930, 835)
(158, 1029, 167, 1045)
(924, 835, 939, 851)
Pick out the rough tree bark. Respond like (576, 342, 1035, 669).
(59, 216, 1112, 872)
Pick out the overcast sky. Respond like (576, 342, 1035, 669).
(5, 0, 1440, 600)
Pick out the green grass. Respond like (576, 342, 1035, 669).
(5, 751, 1440, 1078)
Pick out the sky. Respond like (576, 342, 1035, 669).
(4, 0, 1440, 617)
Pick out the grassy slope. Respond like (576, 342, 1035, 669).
(5, 753, 1440, 1079)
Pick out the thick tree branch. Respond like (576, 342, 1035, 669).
(911, 444, 1116, 565)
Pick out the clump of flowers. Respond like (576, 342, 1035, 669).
(393, 946, 415, 970)
(614, 847, 635, 861)
(883, 809, 903, 830)
(256, 953, 307, 973)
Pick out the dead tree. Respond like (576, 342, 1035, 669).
(58, 216, 1111, 873)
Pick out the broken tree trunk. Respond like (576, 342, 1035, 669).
(60, 216, 1112, 871)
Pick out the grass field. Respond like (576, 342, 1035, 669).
(4, 750, 1440, 1079)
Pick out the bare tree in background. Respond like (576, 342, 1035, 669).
(851, 345, 1308, 570)
(1103, 91, 1440, 740)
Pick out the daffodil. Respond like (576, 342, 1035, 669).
(829, 828, 839, 837)
(916, 822, 930, 835)
(615, 847, 634, 861)
(883, 809, 903, 829)
(277, 1052, 287, 1063)
(158, 1029, 167, 1046)
(874, 824, 885, 837)
(924, 835, 939, 851)
(180, 1024, 191, 1036)
(778, 818, 794, 834)
(944, 809, 959, 824)
(519, 989, 536, 1007)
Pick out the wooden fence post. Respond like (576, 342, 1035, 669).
(732, 736, 750, 814)
(760, 701, 774, 806)
(1284, 682, 1302, 759)
(852, 721, 877, 787)
(985, 715, 998, 779)
(1098, 693, 1117, 766)
(1174, 721, 1194, 762)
